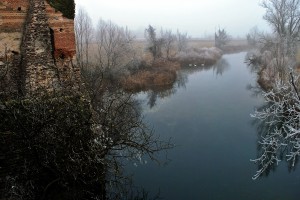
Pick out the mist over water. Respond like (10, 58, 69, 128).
(75, 0, 269, 38)
(126, 52, 300, 200)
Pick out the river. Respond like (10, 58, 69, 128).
(126, 52, 300, 200)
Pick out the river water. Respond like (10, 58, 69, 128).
(126, 52, 300, 200)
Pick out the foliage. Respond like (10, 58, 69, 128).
(251, 72, 300, 180)
(176, 31, 188, 53)
(249, 0, 300, 89)
(161, 29, 176, 60)
(121, 59, 179, 92)
(145, 25, 164, 60)
(0, 86, 172, 199)
(215, 28, 230, 49)
(247, 26, 260, 47)
(0, 94, 107, 199)
(80, 63, 173, 198)
(261, 0, 300, 54)
(47, 0, 75, 19)
(75, 7, 93, 69)
(0, 6, 174, 200)
(249, 0, 300, 181)
(95, 19, 135, 74)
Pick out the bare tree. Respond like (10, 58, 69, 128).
(249, 0, 300, 181)
(261, 0, 300, 55)
(75, 7, 93, 68)
(250, 0, 300, 87)
(1, 78, 173, 200)
(253, 31, 296, 84)
(176, 30, 188, 53)
(161, 29, 176, 60)
(80, 72, 173, 199)
(95, 19, 135, 79)
(247, 26, 260, 47)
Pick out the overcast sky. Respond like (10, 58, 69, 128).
(74, 0, 270, 38)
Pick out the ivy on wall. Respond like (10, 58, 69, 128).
(47, 0, 75, 19)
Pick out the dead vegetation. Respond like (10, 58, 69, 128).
(121, 59, 180, 91)
(84, 38, 249, 92)
(75, 11, 249, 92)
(175, 47, 223, 66)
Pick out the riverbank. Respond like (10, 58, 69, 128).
(121, 39, 249, 92)
(125, 52, 294, 200)
(121, 59, 180, 91)
(86, 39, 250, 92)
(121, 47, 223, 92)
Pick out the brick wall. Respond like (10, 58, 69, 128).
(0, 0, 80, 96)
(0, 0, 29, 32)
(0, 0, 81, 197)
(45, 2, 76, 59)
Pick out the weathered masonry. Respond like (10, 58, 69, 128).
(0, 0, 80, 97)
(0, 0, 81, 196)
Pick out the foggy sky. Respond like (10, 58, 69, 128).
(74, 0, 269, 38)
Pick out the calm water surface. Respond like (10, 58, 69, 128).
(127, 52, 300, 200)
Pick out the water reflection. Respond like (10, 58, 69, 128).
(248, 84, 300, 179)
(129, 52, 300, 200)
(181, 57, 229, 76)
(146, 87, 174, 108)
(144, 57, 229, 108)
(213, 58, 230, 76)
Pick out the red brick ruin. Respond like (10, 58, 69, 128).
(0, 0, 80, 96)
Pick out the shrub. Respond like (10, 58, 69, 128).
(0, 94, 106, 199)
(47, 0, 75, 19)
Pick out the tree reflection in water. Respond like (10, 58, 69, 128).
(212, 58, 230, 76)
(144, 58, 229, 108)
(248, 82, 300, 180)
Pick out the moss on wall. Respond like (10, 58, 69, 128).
(47, 0, 75, 19)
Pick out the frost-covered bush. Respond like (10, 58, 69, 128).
(251, 74, 300, 179)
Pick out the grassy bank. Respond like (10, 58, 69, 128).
(121, 59, 180, 92)
(88, 39, 249, 92)
(121, 45, 226, 92)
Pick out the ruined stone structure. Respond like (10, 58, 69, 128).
(0, 0, 80, 97)
(45, 2, 76, 59)
(0, 1, 81, 196)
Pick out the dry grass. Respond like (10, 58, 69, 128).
(86, 39, 249, 63)
(188, 39, 248, 47)
(188, 39, 250, 54)
(88, 39, 249, 91)
(175, 47, 223, 67)
(121, 59, 180, 91)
